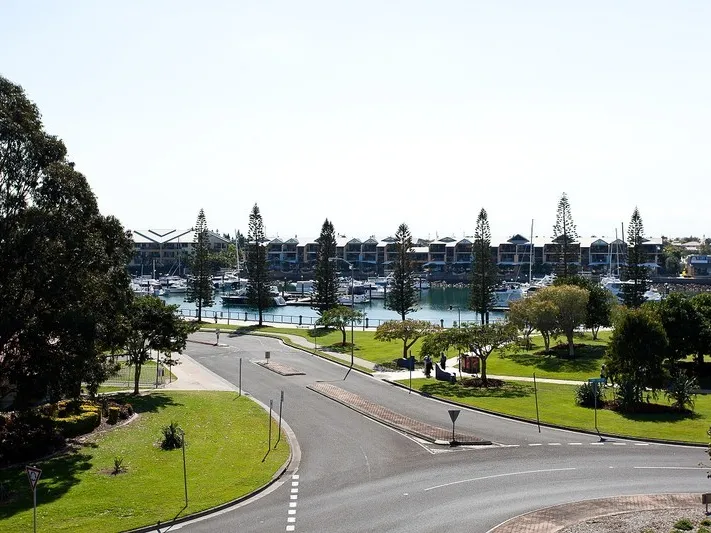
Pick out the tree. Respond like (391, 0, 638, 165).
(124, 296, 197, 394)
(622, 207, 648, 308)
(316, 306, 365, 346)
(0, 76, 134, 409)
(312, 219, 340, 314)
(374, 319, 436, 359)
(526, 295, 560, 352)
(508, 298, 536, 350)
(555, 276, 614, 340)
(538, 285, 588, 357)
(246, 204, 271, 326)
(650, 292, 703, 366)
(470, 208, 498, 324)
(386, 223, 418, 320)
(185, 209, 215, 322)
(692, 293, 711, 369)
(552, 192, 579, 279)
(450, 322, 518, 385)
(605, 307, 669, 408)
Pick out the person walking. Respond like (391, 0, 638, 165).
(424, 355, 432, 378)
(440, 353, 447, 371)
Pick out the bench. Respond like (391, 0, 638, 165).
(435, 364, 456, 383)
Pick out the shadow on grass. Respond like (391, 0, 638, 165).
(0, 451, 93, 520)
(306, 327, 331, 339)
(503, 343, 605, 374)
(109, 392, 181, 414)
(228, 325, 266, 337)
(420, 380, 532, 400)
(616, 406, 703, 423)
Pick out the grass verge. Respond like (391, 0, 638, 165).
(398, 378, 710, 444)
(0, 391, 289, 533)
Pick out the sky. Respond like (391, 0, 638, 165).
(2, 1, 710, 243)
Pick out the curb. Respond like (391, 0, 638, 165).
(383, 379, 707, 448)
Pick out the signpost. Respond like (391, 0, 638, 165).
(588, 377, 606, 438)
(448, 409, 460, 445)
(275, 390, 284, 449)
(26, 465, 41, 533)
(215, 328, 220, 346)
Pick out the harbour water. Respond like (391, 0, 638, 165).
(161, 287, 506, 327)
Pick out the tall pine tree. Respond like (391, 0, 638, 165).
(246, 204, 271, 326)
(312, 219, 340, 314)
(386, 223, 418, 320)
(552, 192, 579, 279)
(185, 208, 214, 322)
(622, 207, 648, 308)
(470, 208, 498, 324)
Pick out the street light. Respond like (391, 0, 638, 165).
(329, 257, 355, 379)
(449, 305, 461, 328)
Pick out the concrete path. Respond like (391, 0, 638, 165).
(163, 351, 238, 391)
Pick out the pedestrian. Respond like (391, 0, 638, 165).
(215, 328, 221, 346)
(440, 353, 447, 370)
(424, 355, 432, 378)
(600, 364, 607, 386)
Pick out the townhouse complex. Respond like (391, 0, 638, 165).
(129, 228, 701, 279)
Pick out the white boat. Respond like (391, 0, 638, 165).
(493, 283, 527, 308)
(600, 276, 661, 303)
(221, 284, 286, 307)
(165, 279, 188, 295)
(338, 294, 370, 305)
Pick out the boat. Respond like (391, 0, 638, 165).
(600, 276, 661, 303)
(492, 282, 527, 309)
(338, 294, 370, 305)
(221, 285, 287, 307)
(164, 279, 188, 295)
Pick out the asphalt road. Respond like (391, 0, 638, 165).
(174, 332, 709, 533)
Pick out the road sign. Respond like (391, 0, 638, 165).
(448, 409, 460, 423)
(265, 351, 270, 360)
(26, 466, 41, 490)
(588, 378, 606, 384)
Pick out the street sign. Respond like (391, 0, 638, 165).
(265, 351, 270, 360)
(448, 409, 460, 423)
(26, 466, 41, 490)
(588, 378, 606, 384)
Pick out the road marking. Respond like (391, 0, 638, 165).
(568, 443, 582, 445)
(634, 466, 707, 470)
(424, 468, 576, 492)
(590, 442, 605, 445)
(634, 443, 649, 446)
(285, 474, 299, 532)
(612, 442, 626, 446)
(528, 443, 542, 446)
(548, 443, 561, 446)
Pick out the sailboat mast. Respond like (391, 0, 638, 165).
(529, 219, 534, 283)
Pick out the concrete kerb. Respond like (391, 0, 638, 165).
(122, 372, 302, 533)
(383, 379, 707, 448)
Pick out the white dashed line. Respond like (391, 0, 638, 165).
(612, 442, 627, 446)
(548, 443, 561, 446)
(285, 474, 299, 532)
(568, 443, 582, 445)
(529, 443, 542, 446)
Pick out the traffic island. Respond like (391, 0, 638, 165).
(307, 382, 491, 445)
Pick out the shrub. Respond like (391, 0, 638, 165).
(614, 379, 638, 411)
(112, 456, 124, 475)
(672, 517, 693, 530)
(698, 526, 710, 533)
(107, 407, 120, 425)
(0, 412, 64, 467)
(665, 371, 697, 412)
(54, 411, 100, 438)
(574, 382, 604, 408)
(161, 421, 184, 450)
(119, 403, 134, 420)
(701, 518, 711, 526)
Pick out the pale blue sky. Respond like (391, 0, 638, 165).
(2, 1, 710, 242)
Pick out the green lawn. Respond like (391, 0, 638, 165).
(0, 391, 289, 533)
(487, 331, 611, 381)
(400, 378, 710, 443)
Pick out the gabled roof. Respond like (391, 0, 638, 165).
(508, 234, 529, 244)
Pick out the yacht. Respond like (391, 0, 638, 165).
(221, 285, 287, 307)
(493, 282, 527, 309)
(600, 276, 662, 303)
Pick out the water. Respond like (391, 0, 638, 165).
(161, 287, 505, 327)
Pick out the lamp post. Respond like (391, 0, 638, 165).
(449, 305, 461, 328)
(329, 257, 355, 378)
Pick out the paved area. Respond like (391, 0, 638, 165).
(489, 493, 702, 533)
(254, 360, 305, 376)
(307, 382, 491, 445)
(163, 351, 238, 391)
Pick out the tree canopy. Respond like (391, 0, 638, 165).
(316, 305, 365, 346)
(552, 192, 579, 279)
(246, 203, 271, 326)
(622, 207, 648, 308)
(386, 223, 418, 320)
(374, 319, 436, 359)
(185, 208, 215, 322)
(470, 208, 498, 324)
(0, 76, 133, 408)
(312, 219, 339, 314)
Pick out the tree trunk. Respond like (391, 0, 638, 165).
(592, 326, 599, 340)
(133, 365, 142, 395)
(197, 300, 202, 323)
(342, 328, 347, 346)
(567, 331, 575, 358)
(402, 339, 408, 359)
(543, 332, 550, 352)
(481, 356, 488, 386)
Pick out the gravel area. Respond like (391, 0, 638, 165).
(559, 508, 710, 533)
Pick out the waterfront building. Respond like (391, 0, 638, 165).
(129, 228, 230, 274)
